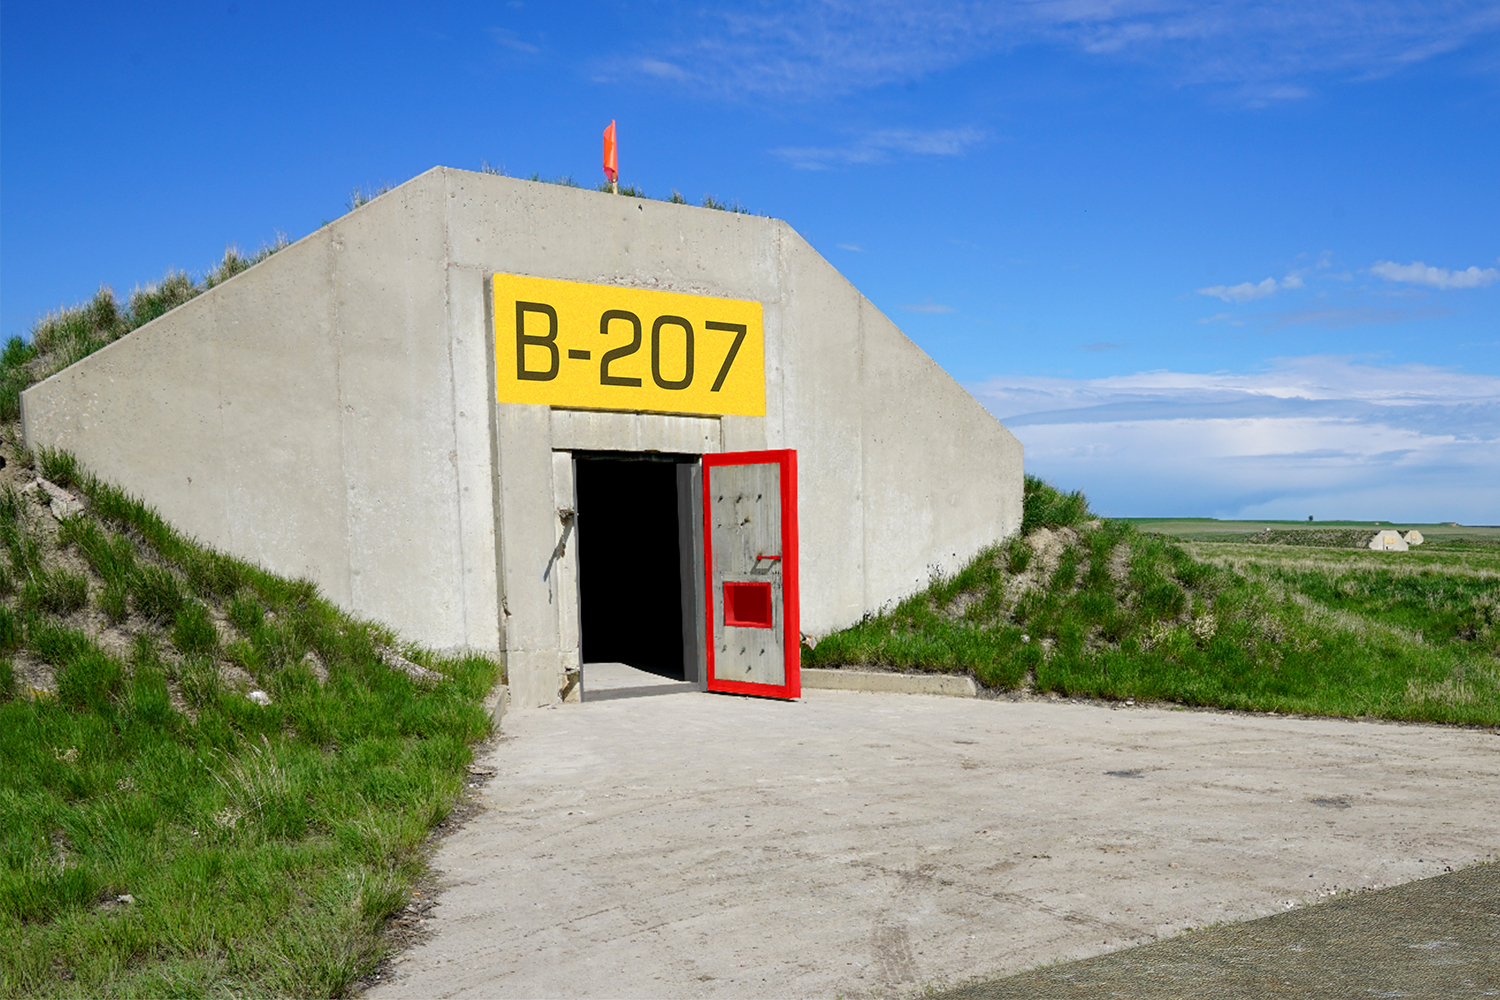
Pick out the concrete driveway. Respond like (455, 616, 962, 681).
(367, 665, 1500, 999)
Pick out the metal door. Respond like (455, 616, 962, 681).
(702, 449, 800, 699)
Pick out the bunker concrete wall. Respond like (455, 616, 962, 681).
(22, 167, 1022, 708)
(20, 176, 502, 655)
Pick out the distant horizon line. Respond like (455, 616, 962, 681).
(1115, 517, 1493, 529)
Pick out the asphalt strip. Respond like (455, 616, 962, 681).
(936, 861, 1500, 999)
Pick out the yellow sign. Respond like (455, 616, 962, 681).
(492, 274, 765, 416)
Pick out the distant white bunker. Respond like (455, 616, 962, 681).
(21, 169, 1022, 708)
(1368, 529, 1428, 552)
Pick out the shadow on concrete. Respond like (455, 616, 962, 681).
(583, 682, 700, 702)
(581, 662, 701, 702)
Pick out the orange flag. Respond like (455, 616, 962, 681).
(602, 120, 618, 184)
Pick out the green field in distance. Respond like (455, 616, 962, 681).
(1122, 518, 1500, 542)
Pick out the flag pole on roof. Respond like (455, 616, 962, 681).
(602, 120, 618, 195)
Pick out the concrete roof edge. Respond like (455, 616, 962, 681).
(769, 215, 1018, 444)
(24, 167, 461, 393)
(18, 208, 343, 396)
(436, 164, 791, 227)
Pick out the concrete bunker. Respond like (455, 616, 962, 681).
(20, 167, 1024, 708)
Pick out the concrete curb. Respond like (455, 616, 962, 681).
(801, 668, 977, 698)
(485, 684, 510, 731)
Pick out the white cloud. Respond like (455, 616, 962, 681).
(1198, 266, 1315, 302)
(772, 127, 986, 169)
(901, 302, 956, 314)
(967, 355, 1500, 522)
(1198, 276, 1280, 302)
(638, 58, 689, 81)
(972, 355, 1500, 414)
(623, 1, 1500, 101)
(1370, 260, 1500, 290)
(837, 243, 864, 252)
(1011, 414, 1500, 522)
(488, 27, 539, 54)
(1248, 84, 1314, 103)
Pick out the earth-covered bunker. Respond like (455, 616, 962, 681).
(20, 168, 1022, 708)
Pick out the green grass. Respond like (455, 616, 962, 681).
(808, 479, 1500, 726)
(0, 440, 501, 996)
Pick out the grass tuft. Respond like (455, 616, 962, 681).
(596, 180, 650, 198)
(130, 564, 183, 625)
(1022, 474, 1091, 533)
(700, 193, 754, 214)
(56, 645, 125, 712)
(35, 448, 79, 489)
(171, 599, 219, 656)
(20, 567, 88, 616)
(0, 607, 21, 653)
(346, 184, 394, 211)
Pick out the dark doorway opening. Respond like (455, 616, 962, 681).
(575, 455, 688, 680)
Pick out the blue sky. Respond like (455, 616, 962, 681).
(3, 1, 1497, 522)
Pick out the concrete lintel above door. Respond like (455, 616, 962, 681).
(549, 409, 722, 455)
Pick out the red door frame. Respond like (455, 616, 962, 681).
(702, 449, 800, 699)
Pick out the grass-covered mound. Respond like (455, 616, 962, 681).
(0, 436, 499, 997)
(807, 477, 1500, 726)
(0, 436, 498, 993)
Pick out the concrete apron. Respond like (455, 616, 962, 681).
(369, 665, 1500, 999)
